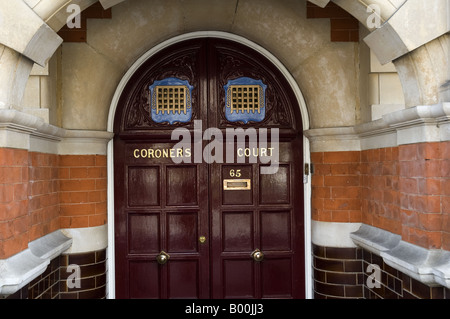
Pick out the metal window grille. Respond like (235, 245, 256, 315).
(228, 85, 263, 114)
(154, 86, 188, 114)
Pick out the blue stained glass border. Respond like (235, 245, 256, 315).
(149, 77, 194, 124)
(224, 77, 267, 124)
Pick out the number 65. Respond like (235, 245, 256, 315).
(230, 169, 241, 178)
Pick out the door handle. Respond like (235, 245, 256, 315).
(156, 251, 170, 265)
(251, 249, 264, 262)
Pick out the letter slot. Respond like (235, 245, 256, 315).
(223, 179, 251, 190)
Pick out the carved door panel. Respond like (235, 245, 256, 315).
(114, 38, 304, 299)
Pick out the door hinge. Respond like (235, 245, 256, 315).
(303, 163, 309, 183)
(304, 163, 313, 183)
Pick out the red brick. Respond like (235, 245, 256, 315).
(95, 202, 107, 214)
(323, 151, 360, 164)
(330, 163, 360, 175)
(59, 155, 96, 167)
(418, 213, 442, 231)
(442, 141, 450, 159)
(13, 183, 28, 201)
(314, 163, 331, 175)
(330, 210, 350, 222)
(442, 232, 450, 251)
(424, 160, 441, 178)
(88, 190, 103, 202)
(95, 179, 107, 190)
(399, 144, 418, 161)
(60, 179, 96, 192)
(0, 221, 12, 240)
(311, 175, 324, 187)
(324, 198, 361, 211)
(70, 168, 88, 179)
(331, 186, 360, 199)
(0, 148, 14, 166)
(417, 142, 441, 160)
(95, 155, 107, 166)
(440, 160, 450, 177)
(330, 18, 359, 30)
(89, 213, 107, 227)
(310, 152, 323, 164)
(399, 177, 418, 194)
(324, 175, 360, 187)
(60, 203, 96, 216)
(87, 167, 106, 178)
(13, 149, 28, 166)
(0, 184, 14, 203)
(60, 216, 89, 228)
(418, 178, 441, 195)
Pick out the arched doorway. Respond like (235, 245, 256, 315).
(111, 35, 307, 299)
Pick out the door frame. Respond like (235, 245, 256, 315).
(106, 31, 312, 299)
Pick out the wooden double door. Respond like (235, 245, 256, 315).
(114, 38, 305, 299)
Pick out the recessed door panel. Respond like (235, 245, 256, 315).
(260, 211, 291, 251)
(166, 166, 198, 206)
(259, 165, 290, 204)
(128, 213, 160, 254)
(128, 167, 160, 207)
(168, 260, 199, 299)
(129, 260, 160, 299)
(167, 212, 198, 253)
(223, 259, 255, 299)
(261, 258, 293, 298)
(222, 211, 254, 252)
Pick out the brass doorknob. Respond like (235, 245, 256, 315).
(156, 251, 170, 265)
(251, 249, 264, 262)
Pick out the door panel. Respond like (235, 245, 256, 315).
(222, 211, 254, 252)
(114, 38, 304, 299)
(260, 211, 291, 251)
(166, 166, 198, 206)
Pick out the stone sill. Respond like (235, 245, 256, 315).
(0, 230, 72, 296)
(350, 224, 450, 289)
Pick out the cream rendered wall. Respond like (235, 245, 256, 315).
(20, 51, 60, 125)
(369, 50, 406, 121)
(56, 0, 362, 131)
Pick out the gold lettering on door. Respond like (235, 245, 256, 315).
(236, 147, 275, 157)
(133, 148, 192, 159)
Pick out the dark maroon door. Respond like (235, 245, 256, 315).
(114, 38, 304, 299)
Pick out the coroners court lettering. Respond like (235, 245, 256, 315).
(131, 120, 280, 174)
(133, 147, 191, 159)
(132, 147, 275, 159)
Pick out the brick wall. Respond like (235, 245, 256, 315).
(6, 248, 107, 299)
(311, 150, 362, 223)
(0, 148, 107, 260)
(0, 148, 32, 258)
(29, 152, 60, 243)
(312, 141, 450, 251)
(59, 155, 107, 229)
(313, 244, 450, 299)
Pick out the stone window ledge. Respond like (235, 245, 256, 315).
(350, 224, 450, 289)
(0, 231, 72, 296)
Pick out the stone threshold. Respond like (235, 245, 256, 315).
(350, 224, 450, 289)
(0, 230, 72, 296)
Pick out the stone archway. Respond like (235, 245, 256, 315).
(106, 30, 312, 299)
